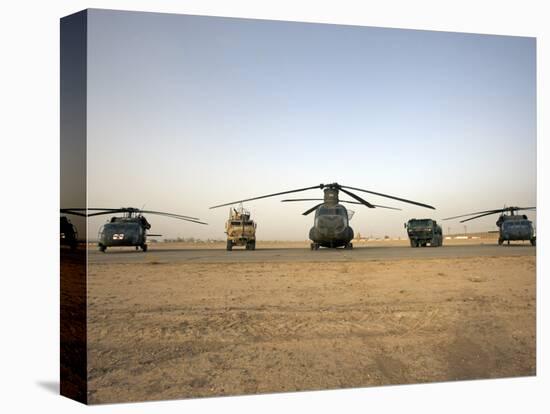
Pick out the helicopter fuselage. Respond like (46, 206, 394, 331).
(98, 216, 152, 251)
(497, 214, 535, 244)
(309, 203, 354, 248)
(60, 216, 78, 249)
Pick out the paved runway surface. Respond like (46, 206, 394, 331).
(88, 244, 535, 264)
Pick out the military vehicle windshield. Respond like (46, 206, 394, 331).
(230, 220, 254, 225)
(410, 219, 432, 227)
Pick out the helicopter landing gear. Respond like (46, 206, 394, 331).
(310, 242, 320, 250)
(141, 244, 148, 252)
(531, 237, 536, 246)
(344, 242, 353, 250)
(99, 244, 107, 253)
(498, 237, 503, 246)
(507, 240, 510, 246)
(135, 246, 139, 251)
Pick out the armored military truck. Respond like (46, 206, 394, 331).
(225, 206, 256, 251)
(405, 218, 443, 247)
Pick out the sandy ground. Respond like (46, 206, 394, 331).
(86, 250, 536, 404)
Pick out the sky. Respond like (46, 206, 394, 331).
(86, 9, 536, 240)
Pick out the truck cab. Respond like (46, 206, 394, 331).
(405, 218, 443, 247)
(225, 206, 257, 250)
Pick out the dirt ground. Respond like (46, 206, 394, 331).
(87, 254, 536, 404)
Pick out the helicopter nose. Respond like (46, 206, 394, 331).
(318, 215, 346, 234)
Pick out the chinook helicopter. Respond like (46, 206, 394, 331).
(210, 183, 435, 249)
(62, 207, 207, 252)
(443, 206, 536, 246)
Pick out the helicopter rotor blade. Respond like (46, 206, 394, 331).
(139, 210, 200, 220)
(281, 198, 324, 202)
(86, 210, 127, 217)
(338, 187, 375, 208)
(443, 206, 536, 221)
(371, 204, 402, 211)
(60, 209, 87, 217)
(459, 211, 505, 223)
(443, 209, 504, 220)
(280, 198, 401, 210)
(86, 209, 207, 224)
(79, 207, 202, 222)
(210, 185, 322, 209)
(340, 185, 435, 210)
(302, 203, 324, 216)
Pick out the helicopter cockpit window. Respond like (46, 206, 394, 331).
(503, 220, 529, 227)
(318, 207, 347, 216)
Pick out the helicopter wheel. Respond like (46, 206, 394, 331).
(498, 237, 503, 246)
(507, 240, 510, 246)
(141, 244, 148, 252)
(135, 246, 139, 251)
(310, 243, 320, 250)
(531, 237, 536, 246)
(344, 243, 353, 250)
(99, 244, 107, 253)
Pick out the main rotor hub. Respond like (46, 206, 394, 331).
(323, 187, 340, 204)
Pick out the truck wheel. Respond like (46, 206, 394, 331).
(99, 244, 107, 253)
(410, 239, 415, 247)
(421, 242, 427, 247)
(226, 240, 233, 251)
(250, 240, 256, 250)
(142, 244, 148, 252)
(530, 237, 536, 246)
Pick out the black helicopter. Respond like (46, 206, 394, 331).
(62, 207, 207, 252)
(443, 206, 536, 246)
(210, 183, 435, 249)
(60, 215, 81, 250)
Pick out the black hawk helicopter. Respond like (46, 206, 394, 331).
(60, 213, 82, 250)
(443, 206, 536, 246)
(210, 183, 435, 249)
(61, 207, 207, 252)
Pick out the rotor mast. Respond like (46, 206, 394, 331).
(323, 185, 339, 205)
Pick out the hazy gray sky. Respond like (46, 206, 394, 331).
(86, 9, 536, 240)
